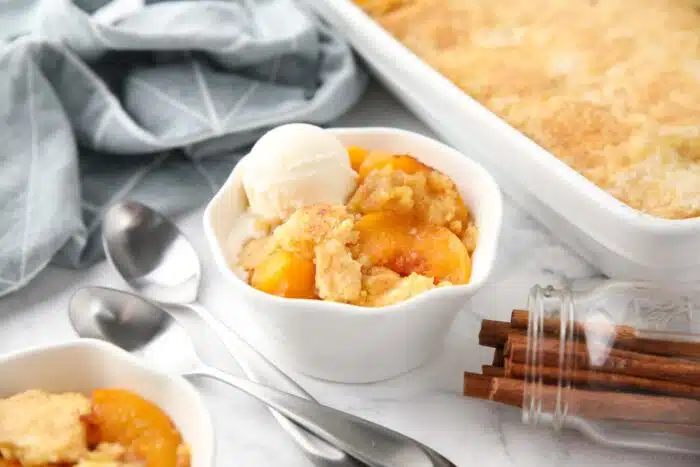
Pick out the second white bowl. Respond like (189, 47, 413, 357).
(0, 339, 214, 467)
(203, 127, 503, 383)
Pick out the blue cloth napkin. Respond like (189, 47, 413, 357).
(0, 0, 367, 297)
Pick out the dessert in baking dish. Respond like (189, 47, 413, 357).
(354, 0, 700, 219)
(0, 388, 190, 467)
(229, 124, 478, 307)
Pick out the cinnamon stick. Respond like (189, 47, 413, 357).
(482, 365, 506, 377)
(503, 361, 700, 400)
(492, 347, 505, 367)
(505, 333, 700, 387)
(511, 309, 700, 359)
(479, 320, 517, 348)
(510, 309, 603, 337)
(463, 372, 700, 425)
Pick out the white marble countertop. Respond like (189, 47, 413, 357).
(0, 82, 697, 467)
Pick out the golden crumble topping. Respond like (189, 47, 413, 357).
(355, 0, 700, 219)
(269, 205, 359, 260)
(349, 167, 415, 215)
(239, 236, 272, 271)
(461, 222, 478, 254)
(349, 167, 470, 236)
(0, 389, 188, 467)
(361, 266, 402, 298)
(314, 239, 363, 303)
(368, 273, 445, 307)
(239, 150, 479, 306)
(0, 390, 91, 465)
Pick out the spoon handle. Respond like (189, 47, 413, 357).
(182, 302, 316, 397)
(190, 365, 457, 467)
(179, 302, 357, 466)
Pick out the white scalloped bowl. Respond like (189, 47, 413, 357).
(203, 127, 503, 383)
(0, 339, 214, 467)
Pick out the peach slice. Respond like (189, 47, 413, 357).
(347, 146, 369, 172)
(251, 250, 316, 299)
(354, 213, 472, 285)
(384, 155, 430, 175)
(358, 153, 429, 179)
(354, 212, 413, 266)
(412, 225, 472, 284)
(89, 389, 184, 467)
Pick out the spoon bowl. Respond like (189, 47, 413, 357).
(70, 285, 166, 346)
(69, 286, 199, 373)
(102, 201, 200, 304)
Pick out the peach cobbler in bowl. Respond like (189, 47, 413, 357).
(0, 388, 189, 467)
(0, 340, 212, 467)
(237, 146, 478, 307)
(203, 124, 502, 382)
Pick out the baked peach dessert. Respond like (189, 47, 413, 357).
(0, 388, 190, 467)
(234, 128, 479, 307)
(353, 0, 700, 220)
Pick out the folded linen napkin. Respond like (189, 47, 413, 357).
(0, 0, 367, 297)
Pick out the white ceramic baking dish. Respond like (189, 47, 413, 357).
(303, 0, 700, 282)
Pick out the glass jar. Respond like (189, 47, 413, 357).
(522, 281, 700, 454)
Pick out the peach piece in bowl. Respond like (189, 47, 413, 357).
(203, 126, 503, 383)
(0, 339, 214, 467)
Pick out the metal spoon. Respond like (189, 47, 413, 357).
(101, 200, 355, 466)
(68, 286, 457, 467)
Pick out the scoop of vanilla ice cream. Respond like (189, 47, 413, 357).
(241, 123, 358, 220)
